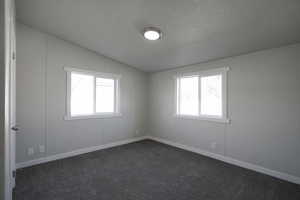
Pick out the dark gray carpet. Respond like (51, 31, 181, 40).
(15, 140, 300, 200)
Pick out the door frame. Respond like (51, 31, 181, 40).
(4, 0, 15, 200)
(9, 0, 16, 189)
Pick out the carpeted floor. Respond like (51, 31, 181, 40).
(14, 140, 300, 200)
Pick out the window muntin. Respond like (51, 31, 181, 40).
(65, 67, 120, 120)
(175, 67, 228, 122)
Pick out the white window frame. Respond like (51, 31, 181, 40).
(64, 67, 121, 120)
(174, 67, 230, 123)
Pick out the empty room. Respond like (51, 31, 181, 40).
(1, 0, 300, 199)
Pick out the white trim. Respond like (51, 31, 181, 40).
(115, 78, 121, 113)
(16, 136, 147, 169)
(174, 76, 179, 115)
(93, 76, 96, 114)
(64, 67, 122, 79)
(65, 70, 71, 117)
(174, 67, 230, 78)
(175, 67, 229, 123)
(222, 68, 228, 120)
(64, 67, 121, 120)
(198, 75, 201, 116)
(64, 113, 122, 120)
(174, 114, 230, 123)
(146, 136, 300, 185)
(4, 0, 15, 199)
(15, 136, 300, 185)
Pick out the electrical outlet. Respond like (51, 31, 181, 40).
(135, 130, 140, 136)
(211, 142, 217, 150)
(28, 147, 34, 156)
(39, 145, 45, 153)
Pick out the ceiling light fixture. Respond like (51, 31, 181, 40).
(143, 27, 162, 41)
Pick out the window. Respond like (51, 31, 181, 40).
(177, 76, 199, 116)
(175, 67, 229, 123)
(95, 78, 115, 113)
(64, 67, 121, 120)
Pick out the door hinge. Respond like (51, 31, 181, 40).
(12, 170, 16, 178)
(12, 52, 16, 60)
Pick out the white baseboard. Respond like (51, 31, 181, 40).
(146, 136, 300, 185)
(16, 135, 300, 185)
(16, 136, 148, 169)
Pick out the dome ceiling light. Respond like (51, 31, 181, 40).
(143, 27, 162, 41)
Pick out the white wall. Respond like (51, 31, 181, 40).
(0, 0, 5, 197)
(16, 23, 148, 163)
(149, 43, 300, 178)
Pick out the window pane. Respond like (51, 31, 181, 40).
(71, 73, 94, 116)
(178, 76, 199, 116)
(96, 78, 115, 113)
(201, 75, 222, 116)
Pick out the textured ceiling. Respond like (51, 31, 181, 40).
(16, 0, 300, 72)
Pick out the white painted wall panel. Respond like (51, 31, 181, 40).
(16, 23, 148, 163)
(149, 44, 300, 178)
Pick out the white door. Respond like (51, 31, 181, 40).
(9, 0, 16, 189)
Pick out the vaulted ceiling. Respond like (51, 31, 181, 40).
(16, 0, 300, 72)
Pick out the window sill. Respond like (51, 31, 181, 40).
(64, 113, 122, 120)
(174, 114, 230, 124)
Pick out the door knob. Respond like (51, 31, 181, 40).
(11, 125, 20, 132)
